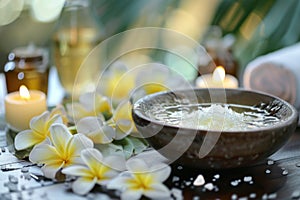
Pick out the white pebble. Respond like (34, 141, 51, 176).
(231, 194, 238, 200)
(204, 183, 214, 191)
(193, 174, 205, 186)
(267, 160, 274, 165)
(171, 188, 183, 200)
(214, 174, 220, 179)
(243, 176, 252, 182)
(249, 193, 256, 198)
(230, 180, 239, 187)
(292, 190, 300, 199)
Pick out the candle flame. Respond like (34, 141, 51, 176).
(19, 85, 30, 100)
(212, 66, 226, 82)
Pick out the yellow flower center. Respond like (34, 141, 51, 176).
(127, 174, 153, 190)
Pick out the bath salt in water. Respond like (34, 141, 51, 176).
(148, 103, 280, 131)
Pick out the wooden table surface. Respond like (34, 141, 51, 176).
(1, 114, 300, 200)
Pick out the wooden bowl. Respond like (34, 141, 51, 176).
(132, 88, 298, 169)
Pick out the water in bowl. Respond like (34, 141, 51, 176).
(146, 103, 281, 131)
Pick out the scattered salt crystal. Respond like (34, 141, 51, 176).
(193, 174, 205, 186)
(171, 188, 183, 200)
(204, 183, 214, 191)
(177, 166, 183, 170)
(249, 193, 256, 199)
(262, 194, 268, 200)
(230, 180, 240, 187)
(267, 160, 274, 165)
(282, 169, 288, 176)
(231, 194, 238, 200)
(292, 190, 300, 199)
(243, 176, 252, 182)
(268, 193, 277, 199)
(21, 167, 29, 173)
(193, 196, 200, 200)
(265, 169, 271, 174)
(185, 181, 191, 186)
(7, 182, 18, 192)
(172, 176, 180, 182)
(214, 186, 219, 192)
(214, 174, 220, 179)
(8, 175, 18, 184)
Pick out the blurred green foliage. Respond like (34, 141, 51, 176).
(91, 0, 300, 74)
(1, 0, 299, 75)
(211, 0, 300, 71)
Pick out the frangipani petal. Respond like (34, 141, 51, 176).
(144, 183, 171, 199)
(29, 144, 60, 164)
(126, 158, 149, 173)
(77, 116, 104, 132)
(42, 161, 65, 179)
(62, 165, 93, 177)
(66, 103, 92, 121)
(14, 130, 44, 150)
(49, 105, 68, 125)
(149, 164, 171, 182)
(77, 117, 115, 144)
(79, 92, 96, 110)
(114, 119, 133, 140)
(72, 177, 97, 195)
(94, 125, 115, 144)
(107, 176, 128, 191)
(30, 111, 50, 133)
(113, 100, 132, 122)
(46, 114, 63, 130)
(103, 155, 126, 172)
(96, 96, 113, 115)
(49, 124, 72, 155)
(121, 189, 143, 200)
(68, 133, 94, 157)
(81, 148, 103, 173)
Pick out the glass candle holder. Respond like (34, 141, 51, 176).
(4, 45, 49, 94)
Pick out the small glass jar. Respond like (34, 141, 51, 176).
(4, 45, 49, 94)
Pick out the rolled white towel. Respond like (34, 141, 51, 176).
(243, 43, 300, 112)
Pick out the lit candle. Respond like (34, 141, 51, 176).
(5, 85, 47, 131)
(196, 66, 238, 88)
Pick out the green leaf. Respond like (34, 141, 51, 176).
(127, 136, 149, 155)
(94, 143, 124, 157)
(113, 138, 134, 159)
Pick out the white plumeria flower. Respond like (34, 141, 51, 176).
(107, 158, 171, 200)
(67, 92, 112, 121)
(62, 148, 126, 195)
(76, 100, 136, 142)
(14, 111, 63, 150)
(76, 116, 115, 144)
(97, 61, 136, 104)
(134, 63, 190, 95)
(49, 104, 69, 125)
(110, 99, 137, 140)
(29, 123, 93, 179)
